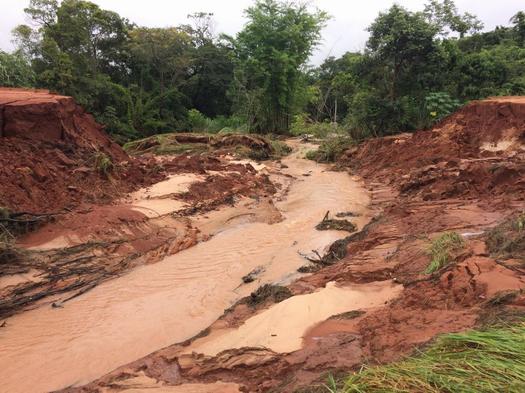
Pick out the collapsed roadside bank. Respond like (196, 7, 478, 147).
(63, 97, 525, 393)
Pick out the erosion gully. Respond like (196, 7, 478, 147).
(0, 141, 388, 393)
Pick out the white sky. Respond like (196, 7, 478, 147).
(1, 0, 524, 64)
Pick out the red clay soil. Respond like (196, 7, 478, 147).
(63, 98, 525, 392)
(0, 88, 169, 213)
(343, 97, 525, 201)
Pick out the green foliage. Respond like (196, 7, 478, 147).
(290, 114, 346, 138)
(425, 231, 464, 274)
(187, 109, 210, 132)
(304, 2, 525, 139)
(424, 92, 462, 124)
(305, 136, 354, 163)
(7, 0, 525, 144)
(233, 0, 329, 134)
(339, 322, 525, 392)
(511, 11, 525, 45)
(0, 51, 35, 87)
(187, 109, 248, 134)
(424, 0, 484, 38)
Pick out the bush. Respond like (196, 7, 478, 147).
(305, 136, 355, 163)
(187, 109, 210, 132)
(291, 113, 345, 138)
(424, 92, 462, 126)
(188, 109, 248, 134)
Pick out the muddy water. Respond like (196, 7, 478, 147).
(0, 142, 370, 393)
(186, 281, 401, 356)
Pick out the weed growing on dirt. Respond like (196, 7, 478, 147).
(425, 232, 464, 274)
(93, 152, 114, 176)
(339, 322, 525, 392)
(305, 136, 354, 163)
(486, 212, 525, 261)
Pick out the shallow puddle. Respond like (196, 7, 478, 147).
(186, 280, 402, 355)
(0, 141, 371, 393)
(128, 173, 203, 217)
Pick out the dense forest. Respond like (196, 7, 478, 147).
(1, 0, 524, 142)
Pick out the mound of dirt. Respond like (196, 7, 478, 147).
(343, 97, 525, 200)
(0, 88, 163, 214)
(124, 132, 276, 160)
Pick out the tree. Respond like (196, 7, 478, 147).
(234, 0, 329, 133)
(511, 11, 525, 45)
(129, 27, 191, 94)
(0, 51, 36, 87)
(24, 0, 58, 28)
(179, 13, 235, 117)
(424, 0, 483, 38)
(367, 5, 440, 100)
(50, 0, 131, 78)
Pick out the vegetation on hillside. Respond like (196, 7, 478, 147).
(1, 0, 524, 142)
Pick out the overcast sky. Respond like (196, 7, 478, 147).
(1, 0, 524, 64)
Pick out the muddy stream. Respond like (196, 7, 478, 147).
(0, 142, 379, 393)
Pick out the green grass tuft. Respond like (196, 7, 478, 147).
(339, 322, 525, 393)
(425, 232, 464, 274)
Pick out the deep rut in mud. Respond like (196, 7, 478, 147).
(0, 142, 372, 393)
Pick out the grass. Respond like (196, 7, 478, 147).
(425, 232, 464, 274)
(305, 136, 354, 163)
(335, 322, 525, 393)
(486, 212, 525, 261)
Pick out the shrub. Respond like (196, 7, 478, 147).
(305, 136, 355, 163)
(424, 92, 462, 126)
(187, 109, 210, 132)
(291, 113, 345, 138)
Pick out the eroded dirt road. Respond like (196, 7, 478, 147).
(0, 141, 372, 393)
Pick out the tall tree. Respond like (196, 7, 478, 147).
(511, 11, 525, 45)
(234, 0, 328, 133)
(424, 0, 483, 38)
(367, 5, 440, 100)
